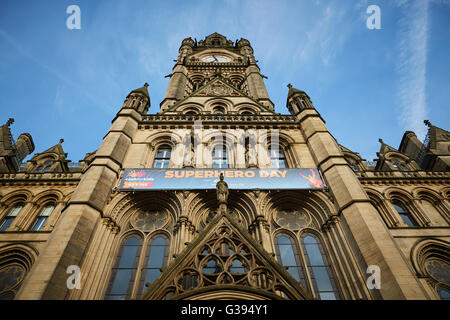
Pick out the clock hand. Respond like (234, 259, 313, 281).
(213, 55, 218, 62)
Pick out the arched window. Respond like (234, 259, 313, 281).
(392, 201, 418, 227)
(274, 234, 306, 288)
(0, 264, 27, 300)
(138, 236, 169, 294)
(213, 106, 225, 115)
(34, 160, 52, 173)
(270, 148, 288, 168)
(0, 204, 24, 231)
(240, 108, 254, 115)
(105, 235, 143, 300)
(301, 234, 339, 300)
(212, 145, 228, 168)
(153, 145, 172, 169)
(425, 259, 450, 300)
(31, 204, 55, 231)
(34, 166, 43, 173)
(391, 158, 409, 171)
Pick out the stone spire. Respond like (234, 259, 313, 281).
(286, 84, 313, 115)
(130, 82, 150, 98)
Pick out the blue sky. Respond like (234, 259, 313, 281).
(0, 0, 449, 163)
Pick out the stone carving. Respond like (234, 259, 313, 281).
(216, 173, 229, 214)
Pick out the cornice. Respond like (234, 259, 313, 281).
(0, 172, 81, 187)
(140, 114, 295, 127)
(357, 171, 450, 185)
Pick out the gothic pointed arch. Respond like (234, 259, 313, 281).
(410, 239, 450, 299)
(0, 243, 37, 300)
(141, 212, 312, 300)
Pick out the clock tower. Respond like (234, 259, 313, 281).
(160, 32, 274, 112)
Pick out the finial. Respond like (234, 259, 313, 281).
(287, 83, 292, 89)
(378, 138, 384, 144)
(144, 82, 149, 88)
(6, 118, 14, 126)
(424, 120, 431, 127)
(59, 139, 64, 144)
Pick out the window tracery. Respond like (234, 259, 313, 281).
(271, 207, 340, 300)
(0, 264, 26, 300)
(274, 209, 311, 230)
(151, 224, 301, 300)
(105, 208, 172, 300)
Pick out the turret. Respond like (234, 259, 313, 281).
(286, 84, 314, 115)
(177, 37, 195, 63)
(160, 39, 192, 112)
(0, 118, 35, 173)
(14, 133, 35, 163)
(237, 38, 274, 110)
(122, 83, 151, 114)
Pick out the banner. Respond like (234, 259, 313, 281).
(119, 168, 325, 191)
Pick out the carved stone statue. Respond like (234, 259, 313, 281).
(216, 173, 229, 214)
(246, 145, 258, 168)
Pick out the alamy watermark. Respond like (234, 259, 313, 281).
(366, 265, 381, 290)
(366, 5, 381, 30)
(66, 5, 81, 30)
(66, 265, 81, 290)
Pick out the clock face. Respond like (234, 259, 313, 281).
(201, 55, 232, 63)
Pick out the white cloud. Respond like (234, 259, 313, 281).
(297, 2, 357, 66)
(395, 0, 429, 139)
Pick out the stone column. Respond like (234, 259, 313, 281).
(16, 108, 141, 300)
(160, 65, 188, 112)
(296, 108, 427, 299)
(245, 65, 274, 110)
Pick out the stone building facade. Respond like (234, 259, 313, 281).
(0, 33, 449, 300)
